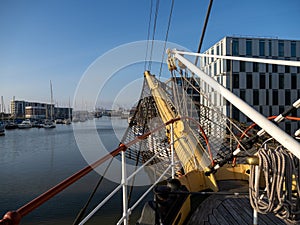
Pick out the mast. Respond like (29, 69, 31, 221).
(68, 97, 71, 120)
(50, 80, 54, 120)
(1, 96, 3, 121)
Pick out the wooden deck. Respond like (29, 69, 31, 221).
(186, 180, 287, 225)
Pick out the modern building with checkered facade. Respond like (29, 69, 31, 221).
(201, 36, 300, 134)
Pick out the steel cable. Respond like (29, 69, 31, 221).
(144, 0, 153, 71)
(148, 0, 160, 71)
(159, 0, 175, 80)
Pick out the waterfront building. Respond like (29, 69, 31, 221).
(25, 105, 47, 119)
(11, 100, 72, 120)
(10, 100, 26, 118)
(200, 36, 300, 134)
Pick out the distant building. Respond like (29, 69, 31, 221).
(201, 36, 300, 134)
(10, 100, 26, 118)
(11, 100, 72, 120)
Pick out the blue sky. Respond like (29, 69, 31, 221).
(0, 0, 299, 110)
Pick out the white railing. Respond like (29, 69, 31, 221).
(171, 50, 300, 159)
(79, 125, 177, 225)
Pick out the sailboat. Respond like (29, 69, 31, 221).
(0, 96, 5, 136)
(43, 80, 56, 129)
(0, 1, 300, 225)
(63, 98, 72, 125)
(0, 121, 4, 136)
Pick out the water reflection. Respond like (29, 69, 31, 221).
(0, 117, 149, 225)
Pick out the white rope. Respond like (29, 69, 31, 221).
(249, 145, 300, 222)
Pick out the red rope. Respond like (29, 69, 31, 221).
(232, 115, 300, 166)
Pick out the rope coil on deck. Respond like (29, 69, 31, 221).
(249, 145, 300, 223)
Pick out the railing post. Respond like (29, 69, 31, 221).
(121, 150, 128, 225)
(170, 123, 175, 179)
(253, 165, 259, 225)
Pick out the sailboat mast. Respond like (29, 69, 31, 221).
(50, 80, 54, 120)
(1, 96, 3, 114)
(68, 97, 71, 119)
(1, 96, 3, 121)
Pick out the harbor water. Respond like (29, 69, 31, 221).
(0, 117, 150, 224)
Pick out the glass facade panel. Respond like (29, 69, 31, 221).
(259, 40, 265, 56)
(273, 90, 278, 105)
(285, 66, 290, 73)
(246, 73, 252, 89)
(291, 74, 297, 89)
(279, 106, 285, 114)
(232, 39, 239, 56)
(240, 61, 245, 72)
(232, 105, 240, 121)
(291, 42, 296, 57)
(226, 60, 231, 72)
(266, 90, 269, 105)
(272, 64, 278, 73)
(291, 73, 297, 89)
(240, 89, 245, 101)
(253, 62, 259, 72)
(286, 123, 291, 134)
(269, 40, 272, 56)
(233, 73, 239, 89)
(246, 39, 252, 55)
(260, 73, 266, 89)
(285, 90, 291, 105)
(279, 74, 284, 89)
(253, 90, 259, 105)
(278, 41, 284, 57)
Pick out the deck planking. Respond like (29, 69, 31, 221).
(187, 195, 287, 225)
(186, 180, 288, 225)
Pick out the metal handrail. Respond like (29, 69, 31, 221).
(81, 121, 181, 224)
(116, 164, 173, 225)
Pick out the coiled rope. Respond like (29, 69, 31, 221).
(249, 144, 300, 223)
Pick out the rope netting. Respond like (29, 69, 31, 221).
(120, 78, 182, 179)
(120, 71, 261, 177)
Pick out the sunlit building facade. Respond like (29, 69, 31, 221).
(11, 100, 72, 120)
(201, 36, 300, 134)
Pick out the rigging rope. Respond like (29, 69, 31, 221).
(194, 0, 214, 66)
(72, 157, 114, 225)
(158, 0, 175, 80)
(249, 145, 300, 223)
(148, 0, 160, 71)
(144, 0, 153, 71)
